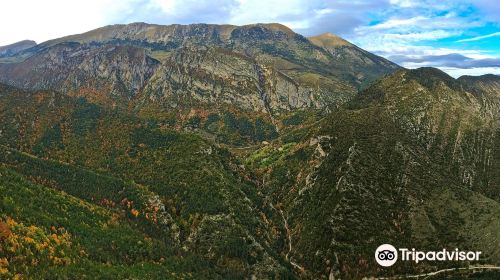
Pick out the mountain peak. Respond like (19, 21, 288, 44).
(377, 67, 462, 93)
(0, 21, 399, 105)
(241, 23, 295, 35)
(308, 32, 352, 48)
(0, 39, 36, 48)
(39, 22, 301, 48)
(406, 67, 457, 85)
(0, 40, 37, 57)
(458, 73, 500, 82)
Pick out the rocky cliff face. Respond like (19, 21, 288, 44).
(0, 23, 399, 114)
(459, 74, 500, 118)
(139, 46, 351, 113)
(0, 43, 159, 100)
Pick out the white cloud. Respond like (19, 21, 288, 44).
(0, 0, 323, 46)
(229, 0, 306, 26)
(369, 16, 427, 30)
(367, 43, 484, 59)
(440, 67, 500, 78)
(457, 32, 500, 42)
(347, 3, 499, 77)
(389, 0, 416, 8)
(148, 0, 176, 14)
(314, 8, 334, 16)
(0, 0, 141, 45)
(383, 30, 458, 41)
(0, 0, 391, 45)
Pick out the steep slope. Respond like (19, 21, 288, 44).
(0, 44, 159, 100)
(308, 32, 398, 88)
(139, 46, 348, 112)
(0, 22, 399, 115)
(245, 67, 500, 278)
(35, 22, 399, 86)
(459, 73, 500, 95)
(358, 68, 498, 197)
(0, 71, 281, 148)
(0, 84, 294, 278)
(459, 74, 500, 117)
(0, 160, 222, 279)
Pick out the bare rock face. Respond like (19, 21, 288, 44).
(0, 23, 400, 114)
(140, 47, 350, 114)
(0, 43, 159, 99)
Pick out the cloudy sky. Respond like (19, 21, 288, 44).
(1, 0, 500, 77)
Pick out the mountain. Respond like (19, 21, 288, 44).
(0, 84, 293, 279)
(0, 23, 399, 114)
(245, 68, 500, 278)
(0, 40, 36, 57)
(459, 74, 500, 115)
(0, 22, 499, 279)
(308, 32, 398, 88)
(0, 22, 400, 148)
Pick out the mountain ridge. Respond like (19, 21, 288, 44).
(0, 40, 37, 57)
(308, 32, 353, 48)
(0, 22, 499, 279)
(0, 22, 400, 120)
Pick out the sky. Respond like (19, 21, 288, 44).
(1, 0, 500, 77)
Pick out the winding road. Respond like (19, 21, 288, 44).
(374, 265, 500, 279)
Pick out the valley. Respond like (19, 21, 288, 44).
(0, 22, 498, 279)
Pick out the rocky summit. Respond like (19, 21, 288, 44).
(0, 22, 498, 279)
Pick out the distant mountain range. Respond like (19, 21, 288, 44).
(0, 23, 498, 279)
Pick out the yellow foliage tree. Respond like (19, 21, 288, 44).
(0, 217, 74, 279)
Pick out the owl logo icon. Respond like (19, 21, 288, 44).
(375, 244, 398, 267)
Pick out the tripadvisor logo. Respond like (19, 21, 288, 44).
(375, 244, 398, 267)
(375, 244, 482, 267)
